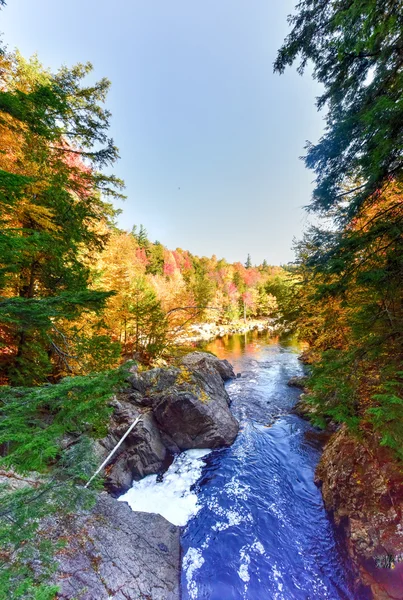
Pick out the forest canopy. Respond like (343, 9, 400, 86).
(275, 0, 403, 458)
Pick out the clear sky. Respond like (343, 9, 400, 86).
(1, 0, 324, 265)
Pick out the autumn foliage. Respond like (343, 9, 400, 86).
(94, 227, 281, 363)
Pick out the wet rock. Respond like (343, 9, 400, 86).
(180, 351, 236, 381)
(98, 398, 167, 496)
(133, 365, 239, 449)
(50, 493, 180, 600)
(125, 359, 239, 449)
(287, 375, 308, 389)
(291, 393, 318, 418)
(159, 430, 181, 454)
(152, 375, 239, 449)
(316, 425, 403, 599)
(302, 429, 332, 451)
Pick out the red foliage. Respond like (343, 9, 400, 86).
(182, 252, 193, 271)
(136, 247, 149, 266)
(227, 282, 238, 299)
(163, 250, 176, 276)
(242, 291, 254, 307)
(163, 261, 175, 276)
(243, 269, 260, 286)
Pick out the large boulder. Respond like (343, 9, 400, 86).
(131, 365, 239, 449)
(98, 398, 167, 496)
(180, 351, 236, 382)
(95, 355, 239, 494)
(50, 493, 180, 600)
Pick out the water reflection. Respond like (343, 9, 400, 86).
(200, 330, 303, 367)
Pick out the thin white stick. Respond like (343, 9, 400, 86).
(84, 414, 142, 488)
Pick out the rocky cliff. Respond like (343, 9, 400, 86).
(99, 351, 239, 497)
(316, 425, 403, 600)
(51, 352, 239, 599)
(50, 494, 181, 600)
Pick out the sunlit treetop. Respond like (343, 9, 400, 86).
(275, 0, 403, 218)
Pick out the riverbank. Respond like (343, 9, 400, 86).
(316, 426, 403, 600)
(174, 317, 277, 346)
(48, 352, 239, 599)
(291, 378, 403, 599)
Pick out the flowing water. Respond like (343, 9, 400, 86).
(122, 330, 360, 599)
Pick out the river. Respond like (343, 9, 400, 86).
(123, 330, 361, 599)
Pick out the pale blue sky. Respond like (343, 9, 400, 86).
(1, 1, 323, 265)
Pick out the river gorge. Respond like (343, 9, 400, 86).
(121, 330, 366, 599)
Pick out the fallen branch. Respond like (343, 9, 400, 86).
(84, 414, 143, 488)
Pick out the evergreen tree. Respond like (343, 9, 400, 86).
(275, 0, 403, 216)
(190, 258, 215, 310)
(138, 224, 148, 246)
(134, 224, 149, 248)
(0, 52, 124, 384)
(233, 271, 245, 293)
(276, 0, 403, 458)
(146, 241, 165, 276)
(245, 254, 252, 269)
(127, 277, 167, 361)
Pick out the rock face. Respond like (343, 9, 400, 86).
(180, 351, 236, 381)
(97, 398, 168, 497)
(316, 425, 403, 599)
(287, 375, 308, 389)
(150, 366, 239, 449)
(129, 355, 239, 450)
(97, 352, 239, 495)
(51, 493, 181, 600)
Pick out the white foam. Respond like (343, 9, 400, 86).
(212, 509, 244, 531)
(272, 563, 284, 592)
(119, 448, 211, 526)
(238, 546, 251, 582)
(251, 540, 265, 554)
(237, 539, 267, 588)
(238, 562, 250, 583)
(224, 477, 251, 500)
(207, 494, 252, 532)
(183, 547, 205, 600)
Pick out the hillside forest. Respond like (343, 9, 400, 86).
(0, 50, 285, 387)
(0, 42, 290, 597)
(1, 0, 403, 597)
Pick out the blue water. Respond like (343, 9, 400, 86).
(181, 331, 359, 600)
